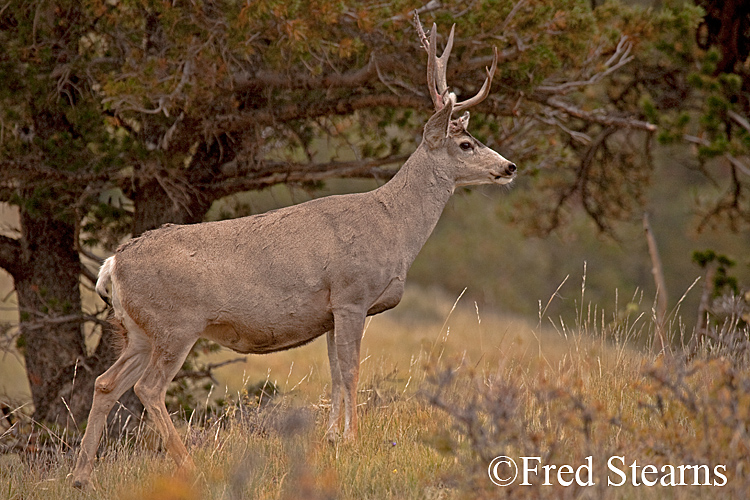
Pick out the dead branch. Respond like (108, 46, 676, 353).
(643, 212, 668, 352)
(544, 97, 657, 132)
(18, 313, 109, 331)
(102, 60, 193, 118)
(536, 36, 633, 95)
(209, 155, 407, 198)
(683, 134, 750, 177)
(209, 94, 426, 136)
(173, 357, 247, 386)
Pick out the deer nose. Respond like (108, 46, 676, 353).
(506, 163, 517, 174)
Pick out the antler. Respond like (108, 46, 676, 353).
(414, 12, 498, 114)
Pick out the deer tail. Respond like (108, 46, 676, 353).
(96, 256, 115, 306)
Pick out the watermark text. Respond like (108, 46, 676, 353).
(487, 455, 727, 487)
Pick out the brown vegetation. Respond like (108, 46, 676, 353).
(2, 286, 749, 499)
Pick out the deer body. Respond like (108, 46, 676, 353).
(72, 20, 515, 489)
(111, 143, 461, 350)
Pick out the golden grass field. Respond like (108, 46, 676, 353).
(1, 283, 749, 499)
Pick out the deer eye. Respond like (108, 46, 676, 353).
(459, 141, 473, 151)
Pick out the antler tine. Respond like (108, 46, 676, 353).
(452, 45, 498, 114)
(414, 12, 442, 110)
(434, 24, 455, 99)
(414, 10, 430, 52)
(426, 24, 441, 110)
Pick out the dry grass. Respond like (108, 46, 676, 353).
(1, 285, 749, 499)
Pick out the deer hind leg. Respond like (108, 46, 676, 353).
(72, 332, 151, 489)
(326, 330, 343, 441)
(331, 309, 366, 441)
(133, 339, 197, 474)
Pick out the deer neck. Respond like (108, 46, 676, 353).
(374, 147, 455, 266)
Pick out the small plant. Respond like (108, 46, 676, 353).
(693, 250, 749, 352)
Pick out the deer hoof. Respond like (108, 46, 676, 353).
(71, 477, 89, 490)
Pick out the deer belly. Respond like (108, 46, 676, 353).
(202, 312, 334, 354)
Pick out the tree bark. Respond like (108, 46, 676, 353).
(131, 175, 209, 236)
(697, 0, 750, 74)
(14, 208, 89, 425)
(1, 205, 143, 429)
(1, 202, 143, 428)
(643, 212, 668, 352)
(131, 135, 237, 235)
(0, 136, 237, 427)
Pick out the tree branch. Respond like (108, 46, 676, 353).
(643, 212, 668, 352)
(544, 97, 657, 132)
(209, 94, 427, 136)
(79, 262, 99, 288)
(234, 54, 407, 92)
(536, 36, 634, 95)
(174, 357, 247, 386)
(209, 155, 406, 198)
(684, 134, 750, 177)
(18, 312, 109, 331)
(0, 158, 118, 184)
(728, 110, 750, 135)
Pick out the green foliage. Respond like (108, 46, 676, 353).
(634, 2, 750, 230)
(81, 201, 132, 250)
(693, 249, 740, 297)
(0, 2, 137, 229)
(2, 0, 722, 237)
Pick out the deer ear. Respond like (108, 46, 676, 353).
(423, 93, 454, 147)
(457, 111, 470, 130)
(449, 111, 470, 136)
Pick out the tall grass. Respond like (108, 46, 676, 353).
(1, 284, 749, 499)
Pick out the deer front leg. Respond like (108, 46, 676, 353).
(326, 330, 344, 442)
(331, 309, 365, 441)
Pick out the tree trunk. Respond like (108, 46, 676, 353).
(7, 206, 143, 430)
(15, 208, 89, 425)
(3, 139, 236, 427)
(131, 175, 209, 236)
(130, 136, 238, 236)
(697, 0, 750, 74)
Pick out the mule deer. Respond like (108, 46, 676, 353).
(72, 18, 515, 488)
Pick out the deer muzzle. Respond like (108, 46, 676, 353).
(491, 161, 517, 184)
